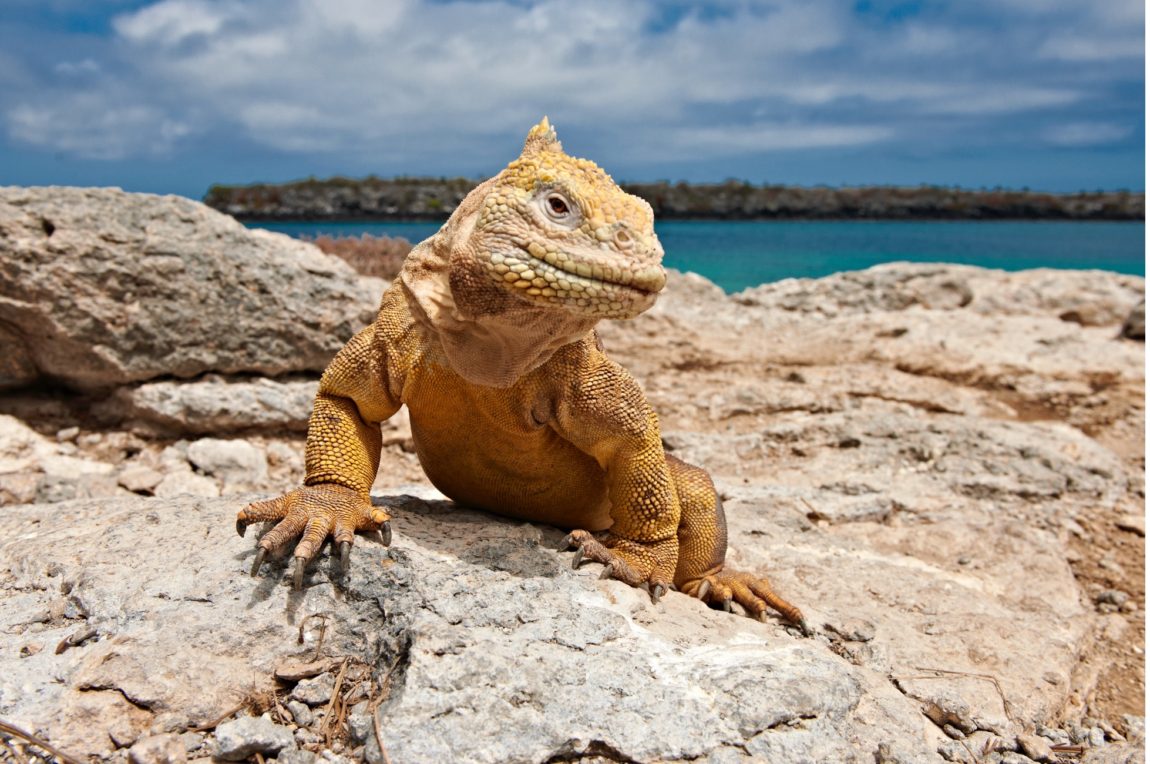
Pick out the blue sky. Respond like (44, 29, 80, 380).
(0, 0, 1144, 198)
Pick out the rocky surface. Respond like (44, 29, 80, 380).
(0, 190, 1143, 764)
(0, 187, 381, 392)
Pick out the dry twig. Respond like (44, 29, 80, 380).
(0, 720, 83, 764)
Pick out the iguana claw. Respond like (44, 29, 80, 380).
(651, 584, 667, 604)
(599, 563, 615, 580)
(293, 558, 306, 590)
(696, 579, 711, 601)
(250, 548, 267, 577)
(571, 547, 584, 569)
(338, 541, 351, 572)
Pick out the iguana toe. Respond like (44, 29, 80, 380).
(561, 529, 675, 594)
(686, 570, 806, 630)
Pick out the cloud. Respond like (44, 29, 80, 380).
(8, 95, 191, 160)
(666, 123, 895, 157)
(1042, 122, 1134, 147)
(0, 0, 1142, 185)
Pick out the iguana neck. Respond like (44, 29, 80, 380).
(399, 237, 598, 388)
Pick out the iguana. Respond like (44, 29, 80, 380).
(237, 118, 806, 630)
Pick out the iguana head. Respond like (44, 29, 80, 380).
(458, 117, 667, 320)
(401, 119, 666, 386)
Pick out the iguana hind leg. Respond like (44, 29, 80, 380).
(667, 455, 809, 633)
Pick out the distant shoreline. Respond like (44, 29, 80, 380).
(204, 177, 1144, 221)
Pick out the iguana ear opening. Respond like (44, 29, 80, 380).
(522, 116, 563, 155)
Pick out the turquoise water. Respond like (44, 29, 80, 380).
(248, 220, 1145, 293)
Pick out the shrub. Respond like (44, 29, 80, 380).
(308, 234, 413, 280)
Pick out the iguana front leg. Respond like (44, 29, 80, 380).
(237, 324, 398, 587)
(552, 354, 680, 599)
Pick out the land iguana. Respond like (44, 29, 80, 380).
(238, 118, 806, 630)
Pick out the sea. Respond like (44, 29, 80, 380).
(248, 220, 1146, 293)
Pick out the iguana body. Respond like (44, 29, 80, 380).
(238, 119, 805, 629)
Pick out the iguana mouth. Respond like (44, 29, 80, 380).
(521, 241, 666, 293)
(486, 243, 665, 303)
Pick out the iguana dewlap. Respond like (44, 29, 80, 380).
(238, 118, 805, 629)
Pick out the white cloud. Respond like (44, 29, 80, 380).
(8, 94, 190, 160)
(1042, 122, 1133, 147)
(1037, 34, 1143, 62)
(1, 0, 1141, 170)
(667, 123, 895, 156)
(113, 0, 228, 45)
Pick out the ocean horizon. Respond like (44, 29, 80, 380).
(247, 219, 1146, 293)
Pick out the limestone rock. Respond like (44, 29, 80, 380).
(733, 263, 1143, 325)
(1121, 299, 1145, 340)
(213, 717, 295, 761)
(185, 438, 268, 492)
(97, 378, 319, 434)
(0, 186, 380, 391)
(153, 470, 220, 498)
(0, 489, 1113, 763)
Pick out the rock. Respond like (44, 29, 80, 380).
(153, 470, 220, 498)
(1095, 590, 1130, 608)
(0, 490, 1106, 762)
(1120, 299, 1145, 340)
(185, 438, 268, 491)
(347, 707, 374, 745)
(129, 734, 188, 764)
(290, 672, 336, 707)
(277, 751, 318, 764)
(1016, 732, 1053, 761)
(0, 414, 123, 506)
(0, 186, 380, 391)
(97, 378, 318, 435)
(0, 260, 1142, 762)
(213, 717, 295, 761)
(285, 699, 313, 727)
(118, 465, 165, 494)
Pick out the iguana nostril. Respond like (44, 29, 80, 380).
(614, 228, 633, 248)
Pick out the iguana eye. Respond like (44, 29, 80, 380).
(546, 194, 571, 218)
(548, 197, 568, 215)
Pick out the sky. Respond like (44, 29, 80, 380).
(0, 0, 1144, 199)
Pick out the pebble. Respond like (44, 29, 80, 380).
(180, 733, 204, 754)
(294, 728, 321, 746)
(128, 734, 187, 764)
(347, 710, 374, 745)
(1094, 589, 1130, 607)
(291, 672, 336, 706)
(118, 466, 165, 494)
(56, 427, 80, 442)
(286, 699, 313, 727)
(213, 716, 295, 761)
(276, 751, 317, 764)
(1036, 725, 1070, 746)
(1015, 733, 1052, 762)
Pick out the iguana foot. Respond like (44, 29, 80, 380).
(237, 484, 392, 589)
(681, 570, 811, 635)
(559, 530, 676, 602)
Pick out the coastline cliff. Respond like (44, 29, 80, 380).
(203, 176, 1144, 221)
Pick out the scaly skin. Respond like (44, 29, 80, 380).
(237, 118, 807, 630)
